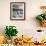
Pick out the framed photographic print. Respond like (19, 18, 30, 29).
(10, 2, 25, 20)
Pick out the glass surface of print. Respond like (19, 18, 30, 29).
(10, 2, 25, 20)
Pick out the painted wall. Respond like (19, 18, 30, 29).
(0, 0, 46, 41)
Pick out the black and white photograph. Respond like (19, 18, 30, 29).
(10, 2, 25, 20)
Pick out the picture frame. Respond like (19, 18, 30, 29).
(10, 2, 25, 20)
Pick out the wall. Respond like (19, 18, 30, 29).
(0, 0, 46, 41)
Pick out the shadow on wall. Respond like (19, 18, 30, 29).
(30, 16, 40, 27)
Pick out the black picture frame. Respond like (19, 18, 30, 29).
(10, 2, 25, 20)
